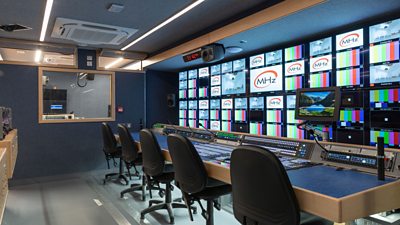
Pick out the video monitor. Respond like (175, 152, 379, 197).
(249, 122, 264, 135)
(295, 87, 340, 122)
(309, 72, 330, 88)
(211, 75, 221, 86)
(221, 98, 233, 109)
(310, 55, 332, 73)
(179, 71, 187, 81)
(198, 77, 209, 87)
(210, 99, 220, 109)
(188, 119, 197, 128)
(338, 109, 364, 127)
(199, 100, 209, 109)
(188, 89, 197, 98)
(370, 18, 400, 44)
(370, 63, 400, 86)
(221, 110, 232, 121)
(234, 98, 247, 109)
(210, 86, 221, 97)
(179, 90, 187, 99)
(287, 110, 302, 124)
(221, 61, 233, 73)
(210, 110, 220, 120)
(266, 110, 282, 123)
(179, 119, 187, 127)
(233, 58, 245, 71)
(249, 110, 264, 122)
(310, 37, 332, 57)
(286, 124, 305, 139)
(199, 120, 208, 129)
(188, 110, 197, 119)
(309, 124, 334, 140)
(188, 79, 197, 89)
(370, 41, 399, 64)
(370, 88, 400, 109)
(336, 49, 361, 69)
(250, 65, 283, 93)
(336, 128, 364, 145)
(232, 123, 249, 133)
(336, 68, 361, 87)
(266, 96, 284, 109)
(210, 120, 221, 130)
(199, 67, 210, 78)
(179, 80, 187, 90)
(285, 44, 304, 62)
(221, 121, 232, 132)
(188, 100, 197, 109)
(341, 91, 363, 108)
(199, 110, 209, 120)
(221, 71, 246, 95)
(211, 64, 221, 75)
(179, 110, 187, 118)
(188, 69, 197, 79)
(285, 76, 303, 91)
(265, 50, 282, 65)
(45, 103, 66, 114)
(249, 97, 264, 109)
(266, 124, 282, 137)
(370, 129, 400, 147)
(285, 60, 305, 76)
(198, 87, 208, 98)
(234, 110, 247, 122)
(370, 110, 400, 129)
(336, 29, 364, 51)
(179, 101, 187, 109)
(286, 95, 296, 109)
(250, 54, 265, 68)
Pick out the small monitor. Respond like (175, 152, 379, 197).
(295, 87, 340, 122)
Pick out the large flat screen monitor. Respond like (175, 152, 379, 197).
(295, 87, 340, 122)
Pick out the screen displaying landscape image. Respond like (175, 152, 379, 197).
(299, 91, 335, 117)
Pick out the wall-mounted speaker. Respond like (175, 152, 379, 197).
(167, 94, 176, 108)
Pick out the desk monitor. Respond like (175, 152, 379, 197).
(295, 87, 340, 122)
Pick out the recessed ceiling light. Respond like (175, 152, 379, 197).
(35, 50, 42, 63)
(226, 46, 243, 54)
(39, 0, 54, 42)
(105, 57, 124, 69)
(121, 0, 205, 51)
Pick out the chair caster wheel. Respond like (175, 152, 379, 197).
(159, 190, 165, 198)
(192, 208, 197, 214)
(120, 194, 124, 198)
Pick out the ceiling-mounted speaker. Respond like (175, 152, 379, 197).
(201, 44, 225, 63)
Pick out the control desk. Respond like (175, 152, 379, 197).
(162, 125, 400, 178)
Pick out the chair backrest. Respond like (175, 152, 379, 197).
(118, 124, 139, 163)
(230, 145, 300, 225)
(101, 122, 118, 154)
(167, 134, 208, 194)
(139, 129, 165, 177)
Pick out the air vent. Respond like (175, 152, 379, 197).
(51, 18, 137, 46)
(0, 24, 32, 32)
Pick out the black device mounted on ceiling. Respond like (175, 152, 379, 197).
(182, 44, 225, 63)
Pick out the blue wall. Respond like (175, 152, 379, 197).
(0, 64, 146, 179)
(146, 70, 178, 127)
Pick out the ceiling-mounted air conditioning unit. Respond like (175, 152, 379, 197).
(51, 18, 137, 46)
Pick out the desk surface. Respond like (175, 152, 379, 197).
(131, 132, 400, 222)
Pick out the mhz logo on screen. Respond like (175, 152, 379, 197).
(286, 62, 303, 75)
(211, 76, 220, 85)
(336, 29, 363, 51)
(254, 70, 278, 88)
(310, 55, 332, 73)
(267, 96, 284, 109)
(222, 99, 233, 109)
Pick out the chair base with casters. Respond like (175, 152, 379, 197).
(181, 178, 231, 225)
(103, 153, 129, 186)
(140, 182, 190, 224)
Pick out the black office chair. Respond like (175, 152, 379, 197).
(139, 129, 188, 224)
(230, 145, 332, 225)
(101, 122, 128, 185)
(118, 124, 146, 200)
(167, 134, 232, 225)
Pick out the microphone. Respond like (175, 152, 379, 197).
(199, 122, 217, 138)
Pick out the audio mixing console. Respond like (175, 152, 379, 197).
(161, 124, 400, 177)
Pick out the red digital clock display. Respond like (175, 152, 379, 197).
(183, 50, 202, 62)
